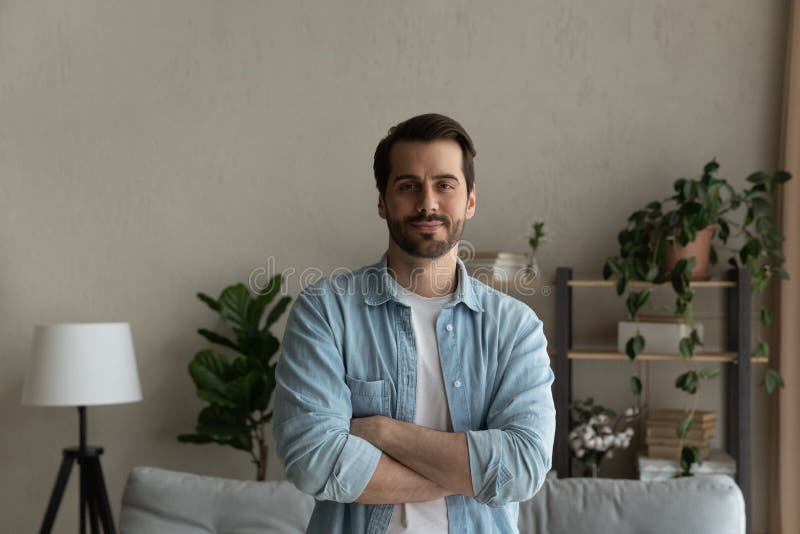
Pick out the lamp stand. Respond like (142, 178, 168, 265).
(39, 406, 116, 534)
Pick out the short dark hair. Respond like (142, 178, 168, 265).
(373, 113, 476, 197)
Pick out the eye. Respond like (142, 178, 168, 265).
(440, 183, 455, 190)
(398, 183, 417, 192)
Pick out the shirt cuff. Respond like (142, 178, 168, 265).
(332, 433, 383, 502)
(465, 428, 514, 506)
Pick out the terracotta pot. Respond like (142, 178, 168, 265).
(662, 225, 716, 281)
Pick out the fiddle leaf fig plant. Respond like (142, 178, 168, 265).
(178, 274, 290, 481)
(603, 159, 791, 472)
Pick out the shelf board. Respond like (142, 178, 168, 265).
(484, 279, 736, 291)
(568, 280, 736, 288)
(560, 350, 767, 363)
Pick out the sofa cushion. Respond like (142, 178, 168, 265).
(518, 474, 745, 534)
(119, 466, 315, 534)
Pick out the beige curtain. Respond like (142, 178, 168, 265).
(769, 1, 800, 532)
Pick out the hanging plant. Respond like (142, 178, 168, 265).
(603, 159, 790, 469)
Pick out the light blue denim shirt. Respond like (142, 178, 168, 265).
(272, 253, 556, 534)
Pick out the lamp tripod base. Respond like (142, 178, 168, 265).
(40, 446, 115, 534)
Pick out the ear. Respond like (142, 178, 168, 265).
(378, 193, 387, 220)
(465, 188, 476, 220)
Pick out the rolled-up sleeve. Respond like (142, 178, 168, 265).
(272, 288, 382, 502)
(465, 311, 556, 507)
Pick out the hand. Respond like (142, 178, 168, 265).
(349, 415, 387, 448)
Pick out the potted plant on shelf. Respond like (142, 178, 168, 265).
(178, 274, 291, 481)
(602, 159, 790, 470)
(527, 220, 546, 280)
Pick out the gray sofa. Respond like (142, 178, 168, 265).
(119, 467, 745, 533)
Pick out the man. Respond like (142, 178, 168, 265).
(273, 113, 556, 533)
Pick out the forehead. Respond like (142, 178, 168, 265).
(388, 139, 464, 178)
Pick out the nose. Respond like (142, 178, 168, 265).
(416, 183, 439, 215)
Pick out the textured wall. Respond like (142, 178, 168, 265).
(0, 1, 788, 532)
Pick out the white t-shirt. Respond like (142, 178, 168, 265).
(388, 286, 454, 534)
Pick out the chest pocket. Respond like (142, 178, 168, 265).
(346, 375, 393, 418)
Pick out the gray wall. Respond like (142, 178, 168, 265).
(0, 1, 788, 532)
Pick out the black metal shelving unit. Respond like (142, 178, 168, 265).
(552, 266, 753, 534)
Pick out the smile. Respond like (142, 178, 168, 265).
(410, 222, 444, 231)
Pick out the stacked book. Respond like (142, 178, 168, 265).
(464, 251, 531, 281)
(645, 409, 716, 459)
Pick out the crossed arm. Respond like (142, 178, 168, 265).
(350, 416, 474, 504)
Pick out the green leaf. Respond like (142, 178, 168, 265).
(630, 375, 642, 395)
(718, 220, 730, 243)
(602, 261, 613, 280)
(189, 350, 237, 408)
(763, 368, 785, 394)
(645, 265, 658, 281)
(743, 207, 755, 228)
(680, 446, 703, 473)
(698, 366, 720, 379)
(197, 328, 241, 352)
(767, 248, 785, 261)
(675, 371, 699, 394)
(752, 341, 769, 359)
(625, 334, 645, 360)
(223, 370, 262, 407)
(774, 170, 792, 183)
(740, 238, 762, 264)
(177, 433, 215, 444)
(679, 338, 693, 358)
(218, 284, 254, 334)
(746, 171, 768, 184)
(197, 405, 249, 434)
(248, 274, 283, 327)
(760, 308, 772, 327)
(690, 328, 703, 346)
(616, 277, 627, 296)
(238, 333, 280, 364)
(197, 292, 221, 312)
(750, 196, 770, 214)
(265, 296, 292, 330)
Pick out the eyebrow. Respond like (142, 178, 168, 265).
(392, 174, 461, 183)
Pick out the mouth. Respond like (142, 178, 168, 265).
(410, 222, 444, 232)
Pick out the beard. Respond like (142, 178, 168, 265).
(386, 211, 466, 259)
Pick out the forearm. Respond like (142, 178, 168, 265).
(372, 418, 474, 496)
(356, 453, 453, 504)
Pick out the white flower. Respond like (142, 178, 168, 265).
(576, 448, 585, 458)
(606, 450, 614, 459)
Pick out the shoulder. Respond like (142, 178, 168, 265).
(293, 262, 376, 305)
(468, 275, 540, 322)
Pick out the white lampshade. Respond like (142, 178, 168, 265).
(22, 323, 143, 406)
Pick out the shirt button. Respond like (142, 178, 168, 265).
(446, 324, 453, 332)
(454, 380, 462, 388)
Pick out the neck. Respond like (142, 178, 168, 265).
(385, 242, 459, 298)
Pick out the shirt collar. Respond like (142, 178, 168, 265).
(363, 251, 484, 312)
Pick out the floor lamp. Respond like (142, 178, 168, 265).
(22, 323, 142, 534)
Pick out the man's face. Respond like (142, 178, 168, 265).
(378, 139, 476, 259)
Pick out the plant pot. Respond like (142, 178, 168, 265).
(662, 225, 716, 281)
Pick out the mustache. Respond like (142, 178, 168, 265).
(406, 214, 448, 224)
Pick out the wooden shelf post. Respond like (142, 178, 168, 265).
(554, 267, 573, 477)
(727, 267, 752, 534)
